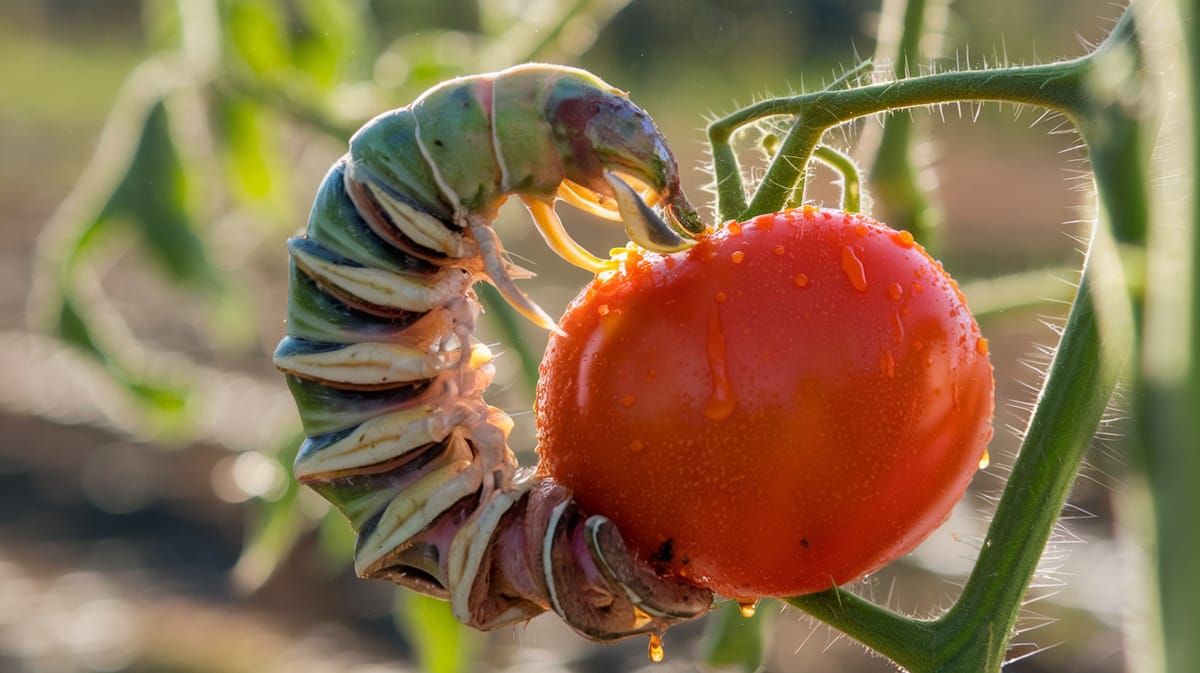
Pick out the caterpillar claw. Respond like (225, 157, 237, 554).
(605, 171, 696, 253)
(524, 196, 618, 275)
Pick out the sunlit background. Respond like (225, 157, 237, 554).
(0, 1, 1146, 672)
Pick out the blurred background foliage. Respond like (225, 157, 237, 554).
(0, 0, 1146, 672)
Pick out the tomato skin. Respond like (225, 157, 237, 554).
(534, 207, 994, 599)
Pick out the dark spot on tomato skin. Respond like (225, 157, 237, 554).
(653, 538, 675, 564)
(801, 538, 810, 549)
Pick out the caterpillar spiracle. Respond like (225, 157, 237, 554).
(273, 64, 713, 642)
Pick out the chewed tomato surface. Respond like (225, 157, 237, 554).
(534, 206, 994, 599)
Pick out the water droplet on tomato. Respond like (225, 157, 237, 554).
(598, 304, 610, 316)
(793, 273, 809, 287)
(731, 250, 746, 264)
(773, 244, 785, 256)
(979, 449, 991, 470)
(880, 351, 895, 378)
(715, 291, 727, 303)
(891, 310, 905, 343)
(648, 634, 665, 663)
(887, 282, 903, 300)
(704, 307, 736, 422)
(629, 439, 645, 452)
(840, 246, 868, 291)
(891, 230, 915, 248)
(975, 337, 990, 355)
(619, 394, 636, 408)
(738, 600, 757, 618)
(728, 221, 743, 236)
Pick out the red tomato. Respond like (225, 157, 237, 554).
(534, 206, 994, 599)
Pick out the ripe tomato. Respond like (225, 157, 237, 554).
(534, 206, 994, 599)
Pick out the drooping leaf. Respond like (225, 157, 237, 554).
(96, 98, 219, 290)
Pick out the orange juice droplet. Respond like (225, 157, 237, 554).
(840, 246, 868, 291)
(648, 634, 665, 663)
(738, 601, 757, 618)
(704, 306, 736, 421)
(979, 449, 991, 470)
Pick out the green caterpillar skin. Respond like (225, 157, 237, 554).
(274, 64, 710, 642)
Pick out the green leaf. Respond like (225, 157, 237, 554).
(700, 601, 772, 673)
(292, 0, 366, 88)
(395, 592, 482, 673)
(212, 92, 279, 204)
(55, 294, 110, 362)
(97, 98, 219, 290)
(223, 0, 291, 77)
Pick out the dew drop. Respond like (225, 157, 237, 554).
(731, 250, 746, 264)
(975, 337, 990, 356)
(979, 449, 991, 470)
(793, 273, 809, 287)
(704, 307, 736, 421)
(728, 221, 743, 236)
(887, 282, 903, 300)
(891, 310, 905, 343)
(773, 244, 786, 256)
(619, 394, 636, 408)
(840, 246, 868, 291)
(598, 304, 610, 316)
(630, 439, 645, 452)
(891, 230, 915, 248)
(738, 601, 758, 618)
(880, 350, 895, 378)
(715, 291, 727, 303)
(648, 634, 665, 663)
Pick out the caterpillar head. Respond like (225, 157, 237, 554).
(547, 77, 704, 250)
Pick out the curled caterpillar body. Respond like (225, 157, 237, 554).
(275, 64, 711, 641)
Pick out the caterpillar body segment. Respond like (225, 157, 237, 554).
(275, 64, 711, 642)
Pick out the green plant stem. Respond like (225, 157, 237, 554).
(707, 24, 1121, 222)
(1135, 1, 1200, 671)
(810, 145, 862, 213)
(866, 0, 942, 244)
